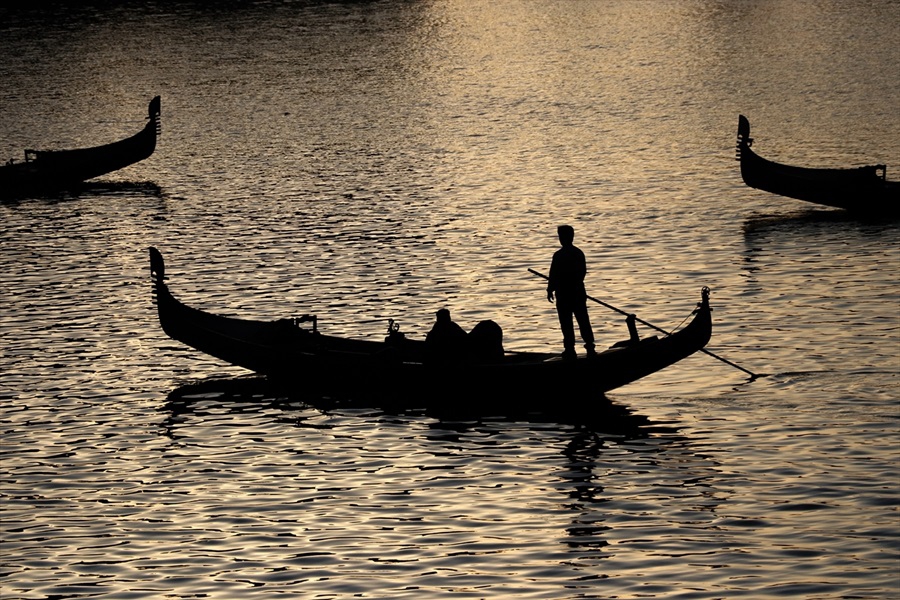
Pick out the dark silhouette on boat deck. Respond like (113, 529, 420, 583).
(467, 318, 504, 363)
(547, 225, 595, 359)
(425, 308, 467, 363)
(425, 308, 505, 364)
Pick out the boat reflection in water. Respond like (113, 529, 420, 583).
(159, 374, 718, 574)
(160, 374, 660, 435)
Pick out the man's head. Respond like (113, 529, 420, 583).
(557, 225, 575, 245)
(436, 308, 451, 323)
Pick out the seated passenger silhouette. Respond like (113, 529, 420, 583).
(468, 319, 505, 363)
(425, 308, 467, 363)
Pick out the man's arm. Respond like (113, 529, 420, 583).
(547, 254, 557, 302)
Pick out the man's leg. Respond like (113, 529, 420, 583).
(573, 304, 595, 352)
(556, 303, 576, 355)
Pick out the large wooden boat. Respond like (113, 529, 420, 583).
(736, 114, 899, 213)
(150, 248, 713, 415)
(1, 96, 161, 198)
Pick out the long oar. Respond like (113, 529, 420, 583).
(528, 268, 759, 379)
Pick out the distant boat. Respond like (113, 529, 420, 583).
(0, 96, 160, 198)
(736, 114, 899, 214)
(149, 247, 713, 416)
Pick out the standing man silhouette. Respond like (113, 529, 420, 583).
(547, 225, 596, 359)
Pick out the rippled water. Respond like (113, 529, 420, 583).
(2, 1, 898, 598)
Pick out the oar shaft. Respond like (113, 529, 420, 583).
(530, 267, 653, 325)
(528, 267, 758, 379)
(699, 348, 757, 378)
(531, 268, 662, 331)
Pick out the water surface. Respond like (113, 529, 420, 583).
(1, 1, 898, 598)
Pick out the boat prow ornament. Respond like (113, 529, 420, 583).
(700, 286, 711, 310)
(150, 246, 165, 281)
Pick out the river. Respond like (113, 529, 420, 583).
(1, 1, 898, 598)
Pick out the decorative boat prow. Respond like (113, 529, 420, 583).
(737, 114, 751, 150)
(148, 95, 161, 121)
(150, 245, 166, 280)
